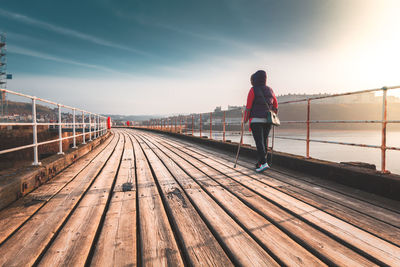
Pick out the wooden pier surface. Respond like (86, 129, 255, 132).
(0, 128, 399, 266)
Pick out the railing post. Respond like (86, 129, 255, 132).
(58, 104, 64, 155)
(192, 115, 194, 135)
(381, 87, 388, 173)
(89, 114, 92, 141)
(210, 112, 212, 139)
(200, 114, 202, 137)
(32, 97, 41, 165)
(72, 108, 77, 148)
(101, 117, 104, 136)
(93, 115, 97, 139)
(306, 99, 311, 158)
(82, 111, 86, 144)
(96, 115, 98, 137)
(223, 111, 226, 142)
(240, 110, 244, 145)
(102, 117, 104, 135)
(185, 116, 188, 135)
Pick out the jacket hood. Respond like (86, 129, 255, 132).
(250, 70, 267, 86)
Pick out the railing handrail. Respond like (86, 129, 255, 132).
(0, 88, 106, 116)
(0, 88, 108, 166)
(137, 85, 400, 173)
(278, 85, 400, 105)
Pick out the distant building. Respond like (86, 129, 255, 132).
(228, 105, 242, 111)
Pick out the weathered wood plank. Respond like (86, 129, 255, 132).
(131, 135, 184, 266)
(90, 191, 136, 267)
(136, 134, 233, 267)
(91, 132, 137, 267)
(0, 133, 115, 245)
(144, 132, 400, 240)
(135, 133, 279, 266)
(154, 137, 400, 266)
(139, 132, 376, 267)
(153, 132, 400, 220)
(38, 134, 125, 266)
(153, 133, 400, 246)
(0, 133, 120, 267)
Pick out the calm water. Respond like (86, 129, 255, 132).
(193, 130, 400, 174)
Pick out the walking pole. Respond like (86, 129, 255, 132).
(234, 109, 245, 168)
(270, 125, 275, 166)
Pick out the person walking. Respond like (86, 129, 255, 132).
(244, 70, 278, 172)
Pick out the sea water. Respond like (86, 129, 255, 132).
(192, 130, 400, 174)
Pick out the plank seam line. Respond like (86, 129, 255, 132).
(157, 140, 391, 267)
(125, 132, 143, 267)
(132, 132, 241, 266)
(31, 133, 122, 267)
(138, 131, 394, 266)
(138, 132, 329, 266)
(160, 132, 400, 215)
(131, 134, 190, 266)
(173, 141, 400, 247)
(0, 133, 116, 248)
(120, 131, 143, 267)
(148, 132, 400, 233)
(168, 138, 400, 248)
(85, 133, 126, 266)
(136, 132, 285, 266)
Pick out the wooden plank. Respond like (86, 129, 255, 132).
(114, 130, 135, 192)
(134, 133, 279, 266)
(0, 132, 115, 245)
(150, 132, 400, 221)
(153, 134, 400, 246)
(145, 132, 400, 239)
(139, 133, 376, 267)
(153, 136, 400, 266)
(91, 131, 137, 267)
(253, 171, 400, 246)
(90, 191, 136, 267)
(131, 135, 184, 266)
(136, 134, 233, 267)
(0, 133, 121, 267)
(38, 133, 125, 266)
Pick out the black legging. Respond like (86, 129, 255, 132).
(250, 122, 271, 165)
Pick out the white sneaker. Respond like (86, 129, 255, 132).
(256, 162, 270, 172)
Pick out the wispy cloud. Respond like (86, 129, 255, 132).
(8, 45, 126, 74)
(0, 8, 152, 57)
(132, 15, 260, 54)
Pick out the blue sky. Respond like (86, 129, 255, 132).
(1, 0, 399, 114)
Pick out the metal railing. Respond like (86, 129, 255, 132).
(137, 85, 400, 173)
(0, 88, 108, 166)
(275, 85, 400, 173)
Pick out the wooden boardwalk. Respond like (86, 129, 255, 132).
(0, 128, 399, 266)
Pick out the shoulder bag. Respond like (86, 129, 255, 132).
(257, 87, 280, 126)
